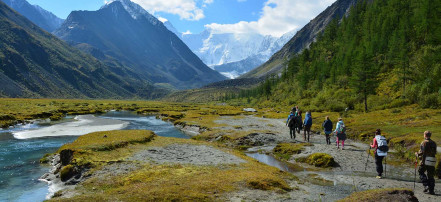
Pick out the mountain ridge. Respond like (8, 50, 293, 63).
(1, 0, 63, 32)
(0, 1, 163, 99)
(54, 0, 226, 89)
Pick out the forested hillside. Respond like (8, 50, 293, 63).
(234, 0, 441, 112)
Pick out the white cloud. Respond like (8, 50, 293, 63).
(205, 0, 336, 37)
(131, 0, 211, 21)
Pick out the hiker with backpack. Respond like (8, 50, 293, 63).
(322, 116, 333, 145)
(415, 131, 437, 195)
(286, 111, 296, 139)
(303, 111, 312, 142)
(370, 129, 388, 179)
(334, 118, 346, 150)
(295, 110, 303, 134)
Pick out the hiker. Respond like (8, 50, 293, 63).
(334, 118, 346, 150)
(415, 131, 437, 195)
(370, 129, 388, 179)
(295, 110, 303, 134)
(303, 111, 312, 142)
(286, 111, 296, 139)
(294, 106, 300, 116)
(322, 116, 333, 145)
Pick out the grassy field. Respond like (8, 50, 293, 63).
(2, 98, 440, 199)
(50, 131, 293, 201)
(1, 98, 440, 164)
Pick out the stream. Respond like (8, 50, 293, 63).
(0, 111, 188, 202)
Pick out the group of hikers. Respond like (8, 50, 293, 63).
(285, 107, 438, 195)
(285, 106, 346, 149)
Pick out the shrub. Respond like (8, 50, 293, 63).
(338, 188, 418, 202)
(326, 100, 346, 112)
(420, 93, 439, 108)
(273, 143, 312, 161)
(60, 165, 76, 181)
(297, 153, 335, 168)
(388, 99, 410, 108)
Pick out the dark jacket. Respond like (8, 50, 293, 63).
(322, 120, 333, 131)
(417, 138, 437, 165)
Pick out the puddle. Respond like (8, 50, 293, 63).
(245, 152, 304, 172)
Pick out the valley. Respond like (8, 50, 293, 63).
(0, 98, 441, 201)
(1, 0, 441, 201)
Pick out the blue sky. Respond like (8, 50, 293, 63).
(26, 0, 336, 37)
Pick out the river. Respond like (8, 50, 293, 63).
(0, 111, 188, 202)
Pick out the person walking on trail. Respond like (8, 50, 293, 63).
(303, 112, 312, 142)
(370, 129, 388, 179)
(322, 116, 333, 145)
(295, 110, 303, 134)
(415, 131, 437, 195)
(286, 111, 296, 139)
(334, 118, 346, 150)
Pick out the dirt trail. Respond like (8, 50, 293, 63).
(216, 115, 441, 201)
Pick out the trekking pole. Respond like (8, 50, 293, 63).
(414, 155, 418, 191)
(384, 155, 387, 178)
(364, 147, 371, 171)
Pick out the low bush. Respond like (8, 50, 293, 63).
(273, 143, 313, 161)
(338, 188, 418, 202)
(297, 153, 335, 168)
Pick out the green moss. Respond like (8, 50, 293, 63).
(59, 130, 155, 152)
(40, 153, 53, 164)
(297, 153, 335, 168)
(273, 143, 313, 161)
(60, 165, 76, 182)
(247, 178, 292, 191)
(338, 188, 417, 202)
(49, 112, 64, 121)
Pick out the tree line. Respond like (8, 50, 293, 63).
(229, 0, 441, 112)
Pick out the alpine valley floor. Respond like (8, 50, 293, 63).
(0, 99, 440, 201)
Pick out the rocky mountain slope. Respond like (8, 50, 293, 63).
(1, 0, 63, 32)
(0, 1, 162, 98)
(241, 0, 358, 79)
(54, 0, 226, 89)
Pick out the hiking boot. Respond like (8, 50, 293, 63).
(426, 191, 435, 195)
(376, 176, 382, 179)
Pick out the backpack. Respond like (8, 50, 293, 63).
(337, 123, 346, 134)
(288, 116, 295, 127)
(305, 116, 312, 126)
(376, 135, 389, 152)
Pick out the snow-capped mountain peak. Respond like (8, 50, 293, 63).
(103, 0, 159, 25)
(163, 20, 297, 78)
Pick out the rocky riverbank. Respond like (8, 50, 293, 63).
(41, 114, 441, 201)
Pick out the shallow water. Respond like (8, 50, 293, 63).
(0, 111, 188, 202)
(245, 152, 304, 172)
